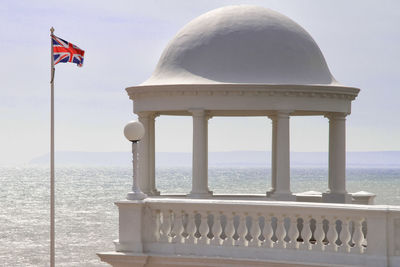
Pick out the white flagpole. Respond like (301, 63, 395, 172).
(50, 26, 55, 267)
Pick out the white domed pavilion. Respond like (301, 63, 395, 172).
(98, 6, 400, 267)
(127, 5, 359, 202)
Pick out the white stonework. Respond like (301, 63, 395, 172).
(188, 109, 212, 198)
(267, 111, 295, 201)
(98, 199, 400, 267)
(141, 5, 336, 86)
(126, 5, 360, 202)
(95, 5, 398, 267)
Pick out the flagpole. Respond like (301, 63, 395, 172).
(50, 26, 55, 267)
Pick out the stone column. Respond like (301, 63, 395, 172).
(149, 113, 159, 195)
(188, 109, 212, 198)
(138, 112, 151, 195)
(323, 113, 351, 203)
(266, 112, 295, 201)
(267, 115, 277, 195)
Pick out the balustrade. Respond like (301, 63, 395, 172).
(146, 200, 373, 255)
(110, 199, 400, 267)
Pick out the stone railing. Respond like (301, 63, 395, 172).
(113, 198, 400, 267)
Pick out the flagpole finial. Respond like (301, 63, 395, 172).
(50, 27, 54, 34)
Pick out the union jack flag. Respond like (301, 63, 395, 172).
(52, 35, 85, 67)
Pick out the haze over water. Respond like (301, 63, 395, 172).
(1, 166, 399, 266)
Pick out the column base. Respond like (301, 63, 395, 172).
(322, 192, 352, 204)
(126, 191, 147, 200)
(266, 188, 274, 197)
(141, 188, 160, 196)
(351, 191, 376, 205)
(266, 191, 296, 201)
(150, 189, 160, 196)
(187, 191, 213, 199)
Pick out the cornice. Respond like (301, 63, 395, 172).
(126, 84, 360, 101)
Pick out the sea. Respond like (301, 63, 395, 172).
(1, 166, 399, 266)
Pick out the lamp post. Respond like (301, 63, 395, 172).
(124, 121, 147, 200)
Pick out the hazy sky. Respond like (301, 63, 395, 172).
(1, 0, 399, 165)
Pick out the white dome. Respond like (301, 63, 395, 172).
(142, 5, 336, 86)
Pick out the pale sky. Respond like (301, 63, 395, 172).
(1, 0, 399, 165)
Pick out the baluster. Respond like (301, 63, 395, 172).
(300, 216, 312, 250)
(350, 217, 365, 254)
(287, 215, 299, 249)
(198, 211, 210, 245)
(153, 209, 161, 242)
(171, 210, 184, 244)
(313, 216, 325, 251)
(263, 214, 274, 248)
(361, 220, 368, 248)
(185, 210, 197, 244)
(274, 215, 286, 248)
(339, 217, 351, 253)
(160, 209, 172, 243)
(211, 211, 223, 246)
(326, 216, 338, 252)
(249, 213, 261, 247)
(235, 213, 248, 247)
(223, 212, 235, 246)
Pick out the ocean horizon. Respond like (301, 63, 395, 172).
(28, 150, 400, 168)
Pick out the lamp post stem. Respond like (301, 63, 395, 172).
(132, 141, 139, 192)
(126, 141, 147, 200)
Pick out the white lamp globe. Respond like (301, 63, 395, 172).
(124, 121, 145, 141)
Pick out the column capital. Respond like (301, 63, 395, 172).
(188, 108, 209, 117)
(324, 112, 348, 120)
(268, 110, 293, 120)
(137, 111, 157, 119)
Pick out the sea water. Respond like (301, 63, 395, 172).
(0, 166, 399, 266)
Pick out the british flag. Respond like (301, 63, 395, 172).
(52, 35, 85, 67)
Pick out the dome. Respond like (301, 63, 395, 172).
(142, 5, 337, 86)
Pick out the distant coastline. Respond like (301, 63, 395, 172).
(29, 151, 400, 168)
